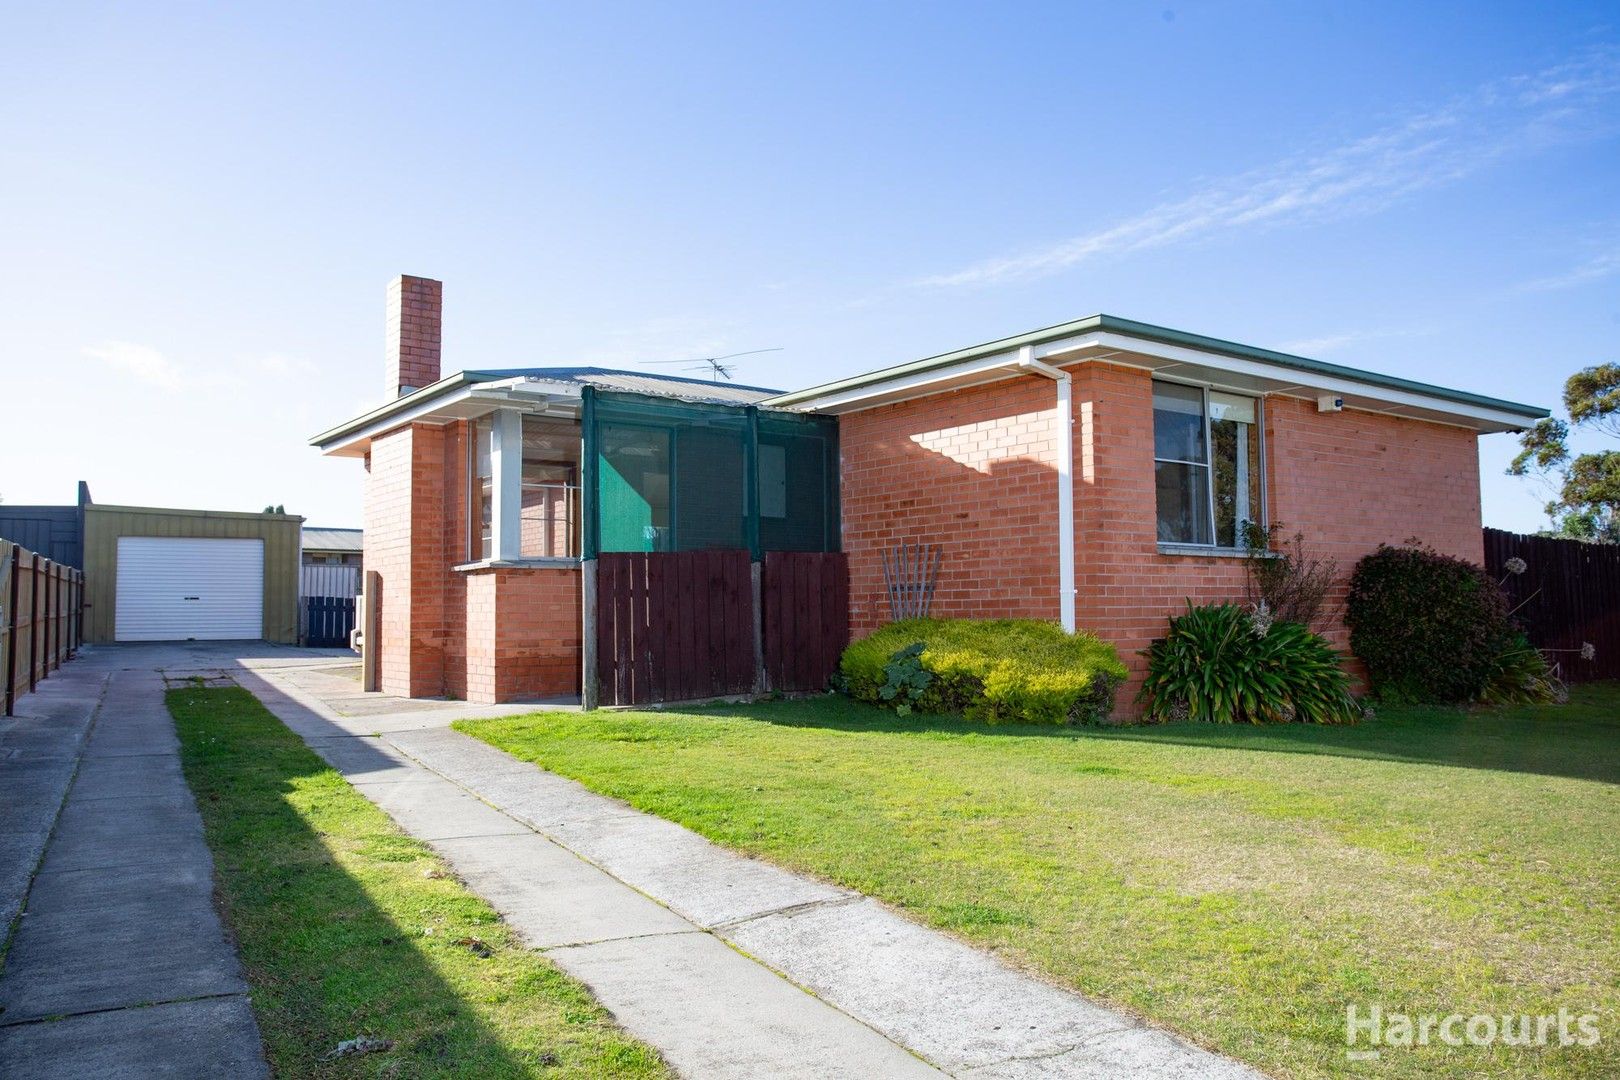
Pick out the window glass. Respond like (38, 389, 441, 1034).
(1209, 392, 1262, 548)
(520, 416, 581, 558)
(758, 443, 787, 519)
(1155, 461, 1212, 545)
(1152, 381, 1206, 462)
(1152, 382, 1262, 547)
(471, 419, 492, 560)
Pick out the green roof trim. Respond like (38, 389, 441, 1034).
(762, 313, 1549, 420)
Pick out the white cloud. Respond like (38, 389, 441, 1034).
(1273, 326, 1429, 357)
(84, 341, 184, 389)
(917, 47, 1620, 289)
(1517, 247, 1620, 292)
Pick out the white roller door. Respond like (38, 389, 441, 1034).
(115, 537, 264, 641)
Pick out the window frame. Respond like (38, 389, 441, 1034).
(1151, 377, 1267, 551)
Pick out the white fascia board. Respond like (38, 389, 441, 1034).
(1082, 332, 1533, 432)
(792, 329, 1529, 432)
(317, 381, 580, 457)
(316, 386, 480, 456)
(786, 349, 1029, 413)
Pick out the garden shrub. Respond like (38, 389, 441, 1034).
(1345, 543, 1517, 704)
(1138, 602, 1361, 724)
(1241, 521, 1337, 631)
(1477, 631, 1564, 706)
(839, 619, 1128, 725)
(877, 642, 933, 715)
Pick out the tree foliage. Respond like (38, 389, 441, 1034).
(1508, 363, 1620, 541)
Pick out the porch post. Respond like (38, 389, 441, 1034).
(489, 407, 523, 561)
(579, 387, 599, 710)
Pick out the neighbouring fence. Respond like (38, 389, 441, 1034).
(305, 596, 358, 649)
(1, 538, 85, 716)
(594, 549, 850, 706)
(299, 564, 360, 648)
(1484, 527, 1620, 683)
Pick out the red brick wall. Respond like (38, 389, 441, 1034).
(465, 567, 581, 704)
(365, 417, 582, 703)
(839, 361, 1486, 712)
(841, 376, 1063, 631)
(365, 424, 448, 697)
(386, 275, 442, 398)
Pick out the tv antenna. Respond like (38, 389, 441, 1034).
(642, 347, 782, 382)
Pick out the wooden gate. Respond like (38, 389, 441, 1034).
(763, 551, 849, 692)
(304, 595, 357, 649)
(595, 550, 754, 706)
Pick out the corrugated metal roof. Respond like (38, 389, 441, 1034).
(312, 367, 783, 450)
(474, 367, 781, 406)
(302, 527, 364, 552)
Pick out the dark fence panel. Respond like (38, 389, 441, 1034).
(596, 550, 753, 706)
(1483, 527, 1620, 683)
(763, 551, 850, 693)
(304, 595, 357, 649)
(3, 538, 85, 716)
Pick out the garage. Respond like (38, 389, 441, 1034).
(114, 537, 265, 641)
(83, 503, 301, 644)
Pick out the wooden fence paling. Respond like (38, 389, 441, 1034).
(0, 542, 86, 716)
(762, 551, 850, 693)
(1483, 527, 1620, 683)
(595, 550, 755, 706)
(4, 544, 19, 715)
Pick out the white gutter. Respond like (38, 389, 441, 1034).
(1013, 345, 1076, 634)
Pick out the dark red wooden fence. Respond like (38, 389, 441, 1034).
(763, 551, 849, 692)
(1483, 527, 1620, 683)
(596, 550, 754, 706)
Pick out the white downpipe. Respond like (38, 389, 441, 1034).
(1016, 346, 1076, 633)
(490, 406, 523, 561)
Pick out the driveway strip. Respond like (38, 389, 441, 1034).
(241, 658, 1264, 1080)
(0, 654, 268, 1080)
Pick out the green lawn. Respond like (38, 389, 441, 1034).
(170, 685, 668, 1079)
(458, 684, 1620, 1080)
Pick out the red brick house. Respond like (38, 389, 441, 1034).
(313, 276, 1546, 709)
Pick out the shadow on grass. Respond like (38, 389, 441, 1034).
(169, 684, 661, 1079)
(671, 681, 1620, 786)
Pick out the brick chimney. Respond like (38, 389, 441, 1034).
(386, 274, 442, 398)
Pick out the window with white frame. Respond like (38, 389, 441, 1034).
(468, 414, 582, 561)
(1152, 380, 1263, 548)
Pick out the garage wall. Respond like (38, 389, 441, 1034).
(83, 505, 302, 643)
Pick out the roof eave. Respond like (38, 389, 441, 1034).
(764, 315, 1548, 432)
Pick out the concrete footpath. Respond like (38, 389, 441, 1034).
(243, 655, 1264, 1080)
(0, 648, 268, 1079)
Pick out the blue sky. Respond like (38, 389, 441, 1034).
(2, 2, 1616, 530)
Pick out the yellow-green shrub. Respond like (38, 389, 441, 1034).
(839, 619, 1128, 725)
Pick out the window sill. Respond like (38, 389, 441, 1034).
(1156, 544, 1257, 560)
(453, 557, 581, 573)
